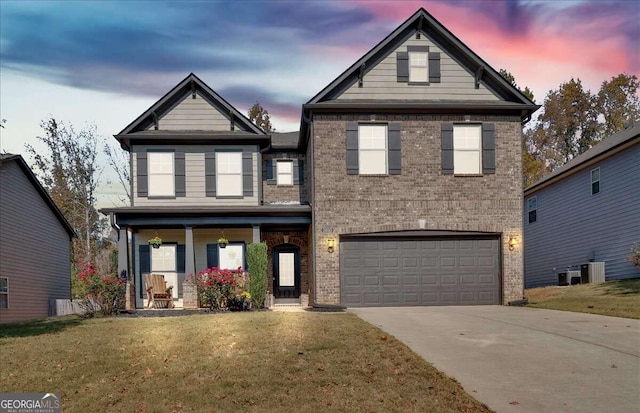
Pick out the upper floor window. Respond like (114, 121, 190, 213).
(409, 52, 428, 82)
(591, 168, 600, 195)
(358, 124, 388, 175)
(277, 160, 293, 185)
(148, 152, 174, 197)
(217, 152, 242, 197)
(527, 196, 537, 224)
(453, 125, 482, 175)
(0, 277, 7, 309)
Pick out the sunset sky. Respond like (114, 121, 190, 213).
(1, 0, 638, 205)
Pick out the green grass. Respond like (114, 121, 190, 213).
(0, 312, 492, 413)
(526, 278, 640, 319)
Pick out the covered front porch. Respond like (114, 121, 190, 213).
(101, 206, 312, 309)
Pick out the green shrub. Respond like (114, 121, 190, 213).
(247, 242, 268, 308)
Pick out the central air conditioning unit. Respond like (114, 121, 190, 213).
(568, 270, 581, 284)
(581, 262, 605, 284)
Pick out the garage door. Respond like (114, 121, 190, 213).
(340, 237, 501, 307)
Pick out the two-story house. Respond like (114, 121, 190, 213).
(102, 8, 538, 309)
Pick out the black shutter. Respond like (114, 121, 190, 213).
(206, 244, 219, 268)
(429, 52, 441, 83)
(243, 151, 253, 197)
(441, 123, 454, 175)
(266, 159, 276, 185)
(177, 244, 186, 273)
(137, 152, 148, 197)
(346, 122, 359, 175)
(175, 151, 186, 197)
(388, 123, 401, 175)
(482, 123, 496, 174)
(293, 159, 304, 184)
(139, 245, 150, 274)
(205, 152, 216, 197)
(396, 51, 409, 82)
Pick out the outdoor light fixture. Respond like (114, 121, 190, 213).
(508, 236, 517, 251)
(327, 238, 335, 253)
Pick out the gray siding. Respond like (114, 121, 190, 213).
(524, 143, 640, 287)
(337, 34, 499, 101)
(132, 145, 259, 206)
(0, 161, 71, 323)
(147, 93, 249, 131)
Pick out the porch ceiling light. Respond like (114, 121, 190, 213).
(508, 235, 517, 251)
(327, 238, 336, 253)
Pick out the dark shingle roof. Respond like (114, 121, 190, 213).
(270, 131, 300, 150)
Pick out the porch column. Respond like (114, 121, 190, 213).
(118, 227, 135, 310)
(185, 225, 195, 276)
(252, 225, 261, 243)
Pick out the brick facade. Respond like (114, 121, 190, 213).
(311, 113, 525, 305)
(261, 231, 311, 301)
(262, 153, 308, 204)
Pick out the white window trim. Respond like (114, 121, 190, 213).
(453, 124, 482, 175)
(147, 152, 175, 197)
(358, 124, 388, 175)
(151, 244, 177, 272)
(409, 51, 428, 83)
(591, 167, 600, 195)
(0, 277, 8, 309)
(216, 151, 243, 197)
(219, 243, 245, 271)
(276, 160, 294, 186)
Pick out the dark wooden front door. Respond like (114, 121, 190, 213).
(273, 245, 300, 298)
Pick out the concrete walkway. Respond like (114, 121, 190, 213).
(351, 306, 640, 413)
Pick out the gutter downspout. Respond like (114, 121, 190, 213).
(301, 109, 318, 307)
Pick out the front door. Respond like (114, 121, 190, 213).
(273, 245, 300, 298)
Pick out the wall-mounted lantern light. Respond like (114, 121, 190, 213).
(508, 236, 517, 251)
(327, 238, 336, 253)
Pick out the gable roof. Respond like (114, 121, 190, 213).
(305, 8, 538, 115)
(116, 73, 265, 139)
(0, 154, 76, 237)
(524, 125, 640, 195)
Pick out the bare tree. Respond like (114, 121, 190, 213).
(104, 142, 131, 203)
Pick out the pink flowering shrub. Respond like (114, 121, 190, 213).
(186, 267, 249, 310)
(76, 262, 126, 316)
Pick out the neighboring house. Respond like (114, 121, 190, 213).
(101, 8, 538, 309)
(0, 154, 76, 323)
(523, 125, 640, 288)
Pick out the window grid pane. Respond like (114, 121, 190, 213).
(217, 152, 243, 196)
(359, 125, 387, 175)
(277, 161, 293, 185)
(409, 52, 428, 82)
(148, 152, 174, 196)
(151, 245, 176, 272)
(453, 125, 481, 175)
(219, 244, 244, 270)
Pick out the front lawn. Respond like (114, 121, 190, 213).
(0, 312, 492, 413)
(525, 278, 640, 319)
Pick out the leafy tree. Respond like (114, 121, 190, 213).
(25, 118, 108, 272)
(597, 74, 640, 137)
(499, 69, 546, 187)
(104, 142, 131, 204)
(248, 102, 274, 132)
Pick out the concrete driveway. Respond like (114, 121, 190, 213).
(351, 306, 640, 413)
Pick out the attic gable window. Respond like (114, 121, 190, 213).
(397, 45, 440, 84)
(409, 52, 428, 82)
